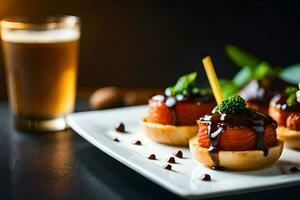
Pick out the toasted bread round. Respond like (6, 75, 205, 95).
(189, 136, 283, 171)
(141, 117, 198, 146)
(277, 126, 300, 150)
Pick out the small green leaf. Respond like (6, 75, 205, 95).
(219, 79, 239, 99)
(173, 72, 196, 93)
(287, 95, 297, 106)
(232, 67, 252, 87)
(192, 87, 200, 94)
(225, 44, 261, 69)
(285, 86, 298, 106)
(199, 88, 212, 95)
(254, 62, 273, 80)
(285, 86, 298, 95)
(168, 72, 197, 96)
(280, 64, 300, 84)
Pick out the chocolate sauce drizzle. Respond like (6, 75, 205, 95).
(151, 93, 214, 125)
(270, 92, 300, 113)
(200, 109, 277, 169)
(289, 166, 299, 172)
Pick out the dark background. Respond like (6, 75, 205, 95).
(1, 0, 300, 98)
(1, 1, 300, 199)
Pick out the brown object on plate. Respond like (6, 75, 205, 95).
(147, 154, 156, 160)
(164, 164, 172, 170)
(133, 140, 142, 145)
(167, 157, 176, 163)
(115, 123, 127, 133)
(113, 138, 120, 142)
(200, 174, 211, 181)
(173, 150, 183, 158)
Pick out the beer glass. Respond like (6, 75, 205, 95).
(1, 16, 80, 132)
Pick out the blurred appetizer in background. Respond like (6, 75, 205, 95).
(190, 95, 283, 171)
(269, 85, 300, 149)
(221, 44, 299, 113)
(89, 86, 163, 109)
(141, 72, 216, 146)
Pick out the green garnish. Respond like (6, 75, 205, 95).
(225, 44, 300, 93)
(221, 44, 283, 98)
(285, 87, 298, 95)
(214, 95, 246, 114)
(285, 87, 298, 106)
(219, 79, 239, 99)
(225, 44, 261, 69)
(166, 72, 210, 96)
(280, 63, 300, 84)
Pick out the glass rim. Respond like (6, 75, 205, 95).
(1, 15, 80, 30)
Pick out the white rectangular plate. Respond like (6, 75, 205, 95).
(67, 105, 300, 199)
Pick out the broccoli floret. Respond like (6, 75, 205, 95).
(285, 86, 298, 106)
(214, 95, 246, 114)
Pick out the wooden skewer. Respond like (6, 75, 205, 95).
(202, 56, 224, 104)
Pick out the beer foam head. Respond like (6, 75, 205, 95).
(1, 29, 80, 43)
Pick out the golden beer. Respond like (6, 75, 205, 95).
(1, 16, 80, 131)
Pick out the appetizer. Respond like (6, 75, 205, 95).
(239, 78, 290, 114)
(269, 85, 300, 149)
(190, 95, 283, 171)
(223, 44, 296, 113)
(141, 72, 216, 146)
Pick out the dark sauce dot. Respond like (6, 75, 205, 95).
(200, 174, 211, 181)
(173, 150, 183, 158)
(167, 157, 176, 163)
(211, 166, 226, 171)
(164, 164, 172, 170)
(115, 122, 128, 133)
(133, 140, 142, 145)
(289, 166, 299, 172)
(113, 138, 120, 142)
(147, 154, 156, 160)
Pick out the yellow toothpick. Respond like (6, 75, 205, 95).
(202, 56, 224, 104)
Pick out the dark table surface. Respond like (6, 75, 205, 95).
(1, 100, 300, 200)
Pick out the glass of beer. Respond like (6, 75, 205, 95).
(1, 16, 80, 132)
